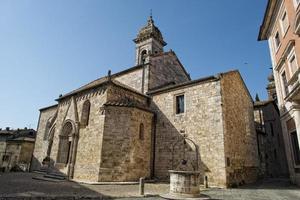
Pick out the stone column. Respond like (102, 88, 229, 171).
(293, 108, 300, 149)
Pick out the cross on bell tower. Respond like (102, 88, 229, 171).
(133, 14, 167, 65)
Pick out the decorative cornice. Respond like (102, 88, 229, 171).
(258, 0, 279, 41)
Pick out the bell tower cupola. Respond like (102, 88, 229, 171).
(134, 15, 167, 65)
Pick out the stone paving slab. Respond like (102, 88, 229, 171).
(0, 173, 300, 200)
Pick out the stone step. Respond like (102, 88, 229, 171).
(44, 174, 66, 180)
(32, 176, 64, 182)
(32, 170, 47, 175)
(48, 172, 67, 177)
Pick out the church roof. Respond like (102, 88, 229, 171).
(39, 104, 58, 111)
(254, 100, 274, 107)
(59, 76, 109, 100)
(56, 65, 150, 101)
(104, 100, 153, 113)
(147, 75, 219, 95)
(133, 16, 167, 46)
(258, 0, 278, 40)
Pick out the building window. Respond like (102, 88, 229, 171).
(280, 11, 289, 34)
(176, 95, 185, 114)
(294, 0, 300, 8)
(81, 100, 91, 127)
(139, 123, 144, 140)
(291, 130, 300, 165)
(288, 53, 298, 75)
(140, 50, 147, 64)
(226, 157, 230, 167)
(281, 71, 289, 96)
(274, 31, 281, 49)
(270, 123, 274, 136)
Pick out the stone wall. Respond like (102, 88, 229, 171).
(31, 105, 57, 170)
(99, 106, 153, 181)
(151, 79, 227, 187)
(254, 102, 289, 178)
(107, 83, 149, 107)
(72, 87, 107, 182)
(149, 51, 190, 90)
(19, 141, 35, 165)
(50, 86, 107, 182)
(0, 141, 7, 169)
(3, 140, 34, 171)
(114, 67, 147, 93)
(220, 71, 259, 187)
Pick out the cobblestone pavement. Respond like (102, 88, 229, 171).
(0, 173, 299, 200)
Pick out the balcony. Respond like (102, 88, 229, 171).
(295, 11, 300, 35)
(285, 69, 300, 101)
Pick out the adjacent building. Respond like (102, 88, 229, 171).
(259, 0, 300, 185)
(0, 128, 36, 172)
(254, 74, 289, 178)
(32, 16, 259, 188)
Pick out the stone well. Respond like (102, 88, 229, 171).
(169, 170, 201, 197)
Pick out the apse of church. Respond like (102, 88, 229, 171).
(32, 16, 259, 187)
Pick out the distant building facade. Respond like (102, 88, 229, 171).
(0, 128, 36, 172)
(32, 16, 259, 188)
(259, 0, 300, 185)
(254, 75, 289, 178)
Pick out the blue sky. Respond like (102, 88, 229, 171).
(0, 0, 270, 129)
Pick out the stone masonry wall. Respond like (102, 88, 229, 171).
(72, 87, 107, 182)
(149, 52, 190, 90)
(19, 141, 35, 165)
(220, 71, 259, 187)
(31, 105, 57, 170)
(262, 103, 289, 177)
(255, 103, 289, 178)
(99, 106, 153, 181)
(106, 83, 149, 107)
(50, 86, 107, 182)
(151, 80, 227, 187)
(114, 67, 145, 93)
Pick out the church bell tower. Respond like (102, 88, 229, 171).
(134, 15, 167, 65)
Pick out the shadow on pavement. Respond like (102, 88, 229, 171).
(235, 178, 299, 190)
(0, 172, 112, 199)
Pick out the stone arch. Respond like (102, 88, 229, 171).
(57, 121, 75, 164)
(140, 50, 147, 64)
(80, 100, 91, 127)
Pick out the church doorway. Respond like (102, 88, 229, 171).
(57, 121, 73, 165)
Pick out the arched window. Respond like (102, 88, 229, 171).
(140, 50, 147, 64)
(57, 122, 73, 164)
(139, 123, 144, 140)
(81, 100, 91, 127)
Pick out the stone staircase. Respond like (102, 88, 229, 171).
(32, 168, 67, 182)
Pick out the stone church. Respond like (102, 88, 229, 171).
(32, 16, 259, 187)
